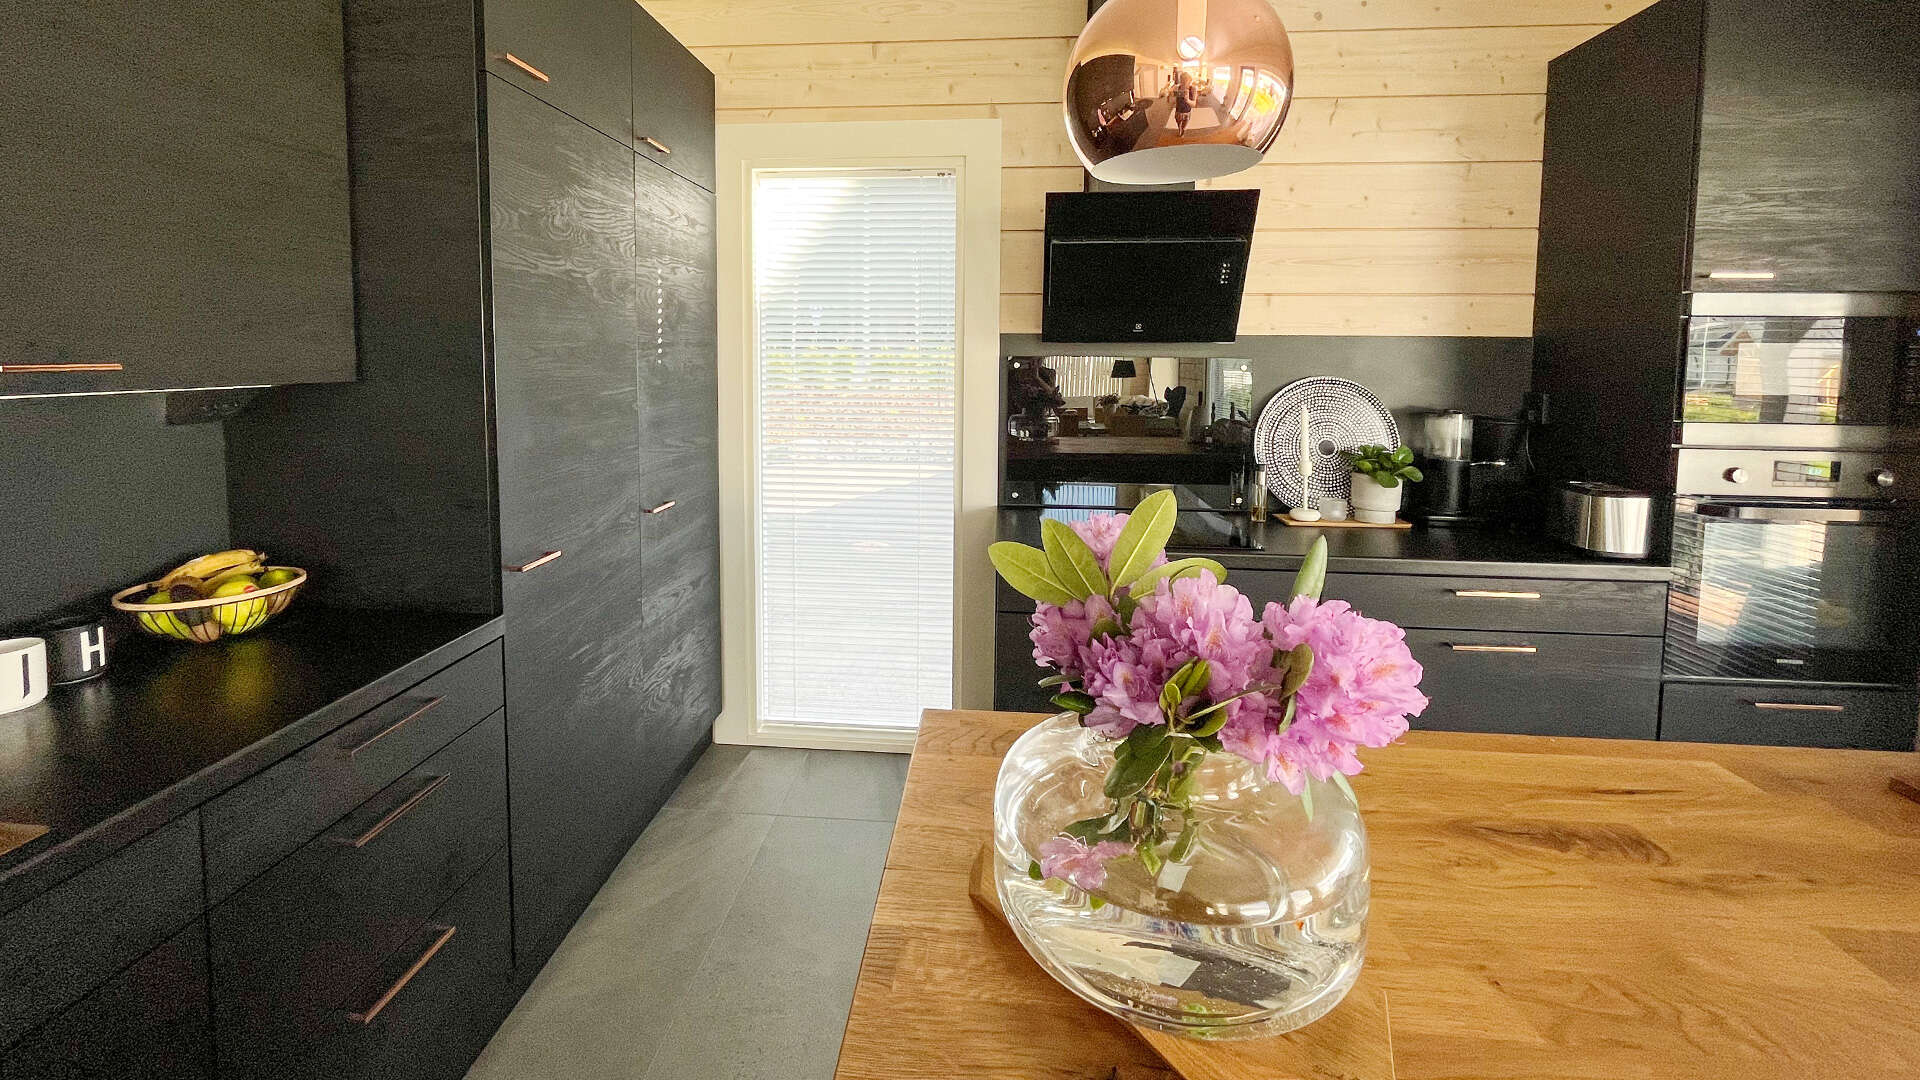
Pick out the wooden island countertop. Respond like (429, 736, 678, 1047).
(834, 709, 1920, 1080)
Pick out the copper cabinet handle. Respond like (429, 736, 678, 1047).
(347, 925, 456, 1025)
(505, 549, 563, 572)
(640, 136, 671, 155)
(644, 500, 676, 515)
(1752, 702, 1845, 712)
(1451, 590, 1542, 600)
(1448, 644, 1537, 654)
(341, 774, 449, 849)
(346, 696, 444, 757)
(0, 363, 123, 373)
(501, 52, 550, 82)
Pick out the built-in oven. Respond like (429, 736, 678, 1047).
(1679, 293, 1920, 449)
(1666, 448, 1920, 684)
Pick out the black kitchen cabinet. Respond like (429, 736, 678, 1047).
(637, 449, 721, 812)
(1, 0, 355, 397)
(487, 81, 656, 965)
(483, 0, 633, 148)
(1409, 630, 1664, 740)
(0, 923, 211, 1080)
(636, 155, 720, 457)
(1660, 682, 1919, 750)
(1690, 0, 1920, 292)
(633, 2, 717, 192)
(995, 611, 1057, 714)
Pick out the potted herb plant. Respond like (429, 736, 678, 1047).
(1342, 444, 1422, 523)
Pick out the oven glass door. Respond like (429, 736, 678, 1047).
(1681, 315, 1910, 427)
(1666, 500, 1917, 682)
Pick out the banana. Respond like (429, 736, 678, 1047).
(160, 549, 266, 590)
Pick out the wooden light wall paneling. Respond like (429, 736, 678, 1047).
(649, 0, 1662, 337)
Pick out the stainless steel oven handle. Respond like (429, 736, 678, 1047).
(1692, 504, 1894, 524)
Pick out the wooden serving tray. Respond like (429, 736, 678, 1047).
(1275, 514, 1411, 529)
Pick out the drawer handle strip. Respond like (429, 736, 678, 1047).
(0, 363, 124, 373)
(347, 924, 457, 1025)
(644, 500, 676, 515)
(346, 695, 445, 758)
(1451, 590, 1542, 600)
(343, 774, 449, 849)
(640, 136, 672, 155)
(1448, 644, 1537, 654)
(505, 549, 563, 573)
(1752, 702, 1845, 712)
(501, 52, 550, 82)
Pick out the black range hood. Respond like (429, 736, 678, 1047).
(1041, 189, 1259, 344)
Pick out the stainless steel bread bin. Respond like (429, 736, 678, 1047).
(1553, 481, 1653, 558)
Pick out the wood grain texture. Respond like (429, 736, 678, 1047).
(649, 0, 1656, 45)
(634, 2, 718, 191)
(838, 709, 1920, 1080)
(0, 0, 355, 395)
(0, 825, 48, 862)
(486, 81, 653, 965)
(484, 0, 634, 148)
(645, 1, 1660, 337)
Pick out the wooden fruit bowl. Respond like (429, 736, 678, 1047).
(110, 568, 308, 644)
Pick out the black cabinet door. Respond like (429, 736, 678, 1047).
(632, 2, 716, 192)
(994, 611, 1058, 714)
(0, 0, 356, 397)
(483, 0, 632, 148)
(0, 922, 210, 1080)
(1691, 0, 1920, 291)
(1407, 629, 1663, 740)
(634, 160, 718, 813)
(487, 83, 650, 966)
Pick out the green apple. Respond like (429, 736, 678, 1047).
(212, 577, 265, 634)
(257, 568, 300, 588)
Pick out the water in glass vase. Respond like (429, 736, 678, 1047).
(993, 713, 1368, 1039)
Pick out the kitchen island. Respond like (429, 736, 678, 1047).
(835, 709, 1920, 1080)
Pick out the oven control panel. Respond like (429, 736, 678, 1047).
(1675, 449, 1916, 499)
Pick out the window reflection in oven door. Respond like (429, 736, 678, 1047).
(1666, 499, 1919, 684)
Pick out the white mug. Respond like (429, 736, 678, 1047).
(0, 638, 50, 716)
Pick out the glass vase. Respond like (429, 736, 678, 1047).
(992, 713, 1368, 1039)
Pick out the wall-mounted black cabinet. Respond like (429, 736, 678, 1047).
(483, 0, 634, 149)
(633, 3, 718, 192)
(0, 0, 356, 398)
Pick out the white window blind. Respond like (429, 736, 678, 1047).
(752, 169, 958, 730)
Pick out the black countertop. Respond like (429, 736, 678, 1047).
(996, 508, 1672, 582)
(0, 606, 502, 913)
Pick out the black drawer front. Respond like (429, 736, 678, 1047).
(203, 640, 503, 903)
(1660, 683, 1919, 750)
(0, 814, 202, 1049)
(1408, 629, 1662, 739)
(1231, 570, 1667, 636)
(1, 920, 210, 1079)
(211, 712, 507, 1079)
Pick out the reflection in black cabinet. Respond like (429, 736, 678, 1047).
(487, 82, 653, 965)
(483, 0, 632, 148)
(0, 923, 211, 1080)
(633, 2, 717, 192)
(1692, 0, 1920, 292)
(1, 0, 355, 397)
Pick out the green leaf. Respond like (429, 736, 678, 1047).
(1106, 490, 1179, 589)
(1171, 659, 1212, 699)
(1127, 557, 1228, 597)
(1400, 465, 1424, 483)
(1050, 691, 1096, 715)
(1281, 643, 1314, 697)
(1037, 673, 1074, 688)
(1374, 474, 1400, 489)
(1087, 617, 1123, 641)
(1186, 707, 1231, 738)
(1194, 733, 1223, 752)
(1168, 821, 1200, 863)
(1104, 736, 1173, 799)
(1391, 445, 1414, 465)
(1299, 782, 1315, 822)
(1332, 772, 1357, 804)
(1136, 837, 1165, 876)
(1290, 536, 1328, 601)
(1028, 859, 1043, 880)
(1123, 721, 1170, 757)
(1159, 679, 1183, 720)
(1276, 695, 1297, 733)
(988, 542, 1076, 606)
(1089, 896, 1106, 910)
(1169, 765, 1199, 803)
(1040, 518, 1109, 601)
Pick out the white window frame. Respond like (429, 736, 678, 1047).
(713, 119, 1001, 753)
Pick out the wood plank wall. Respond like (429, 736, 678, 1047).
(646, 0, 1659, 337)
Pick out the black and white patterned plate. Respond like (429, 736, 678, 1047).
(1252, 377, 1400, 508)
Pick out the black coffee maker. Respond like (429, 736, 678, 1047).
(1407, 411, 1530, 524)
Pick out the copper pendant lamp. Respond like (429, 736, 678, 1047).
(1064, 0, 1295, 185)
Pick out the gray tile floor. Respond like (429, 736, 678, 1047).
(466, 744, 908, 1080)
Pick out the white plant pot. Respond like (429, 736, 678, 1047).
(1348, 472, 1403, 523)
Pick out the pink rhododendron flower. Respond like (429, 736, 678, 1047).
(1039, 835, 1133, 890)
